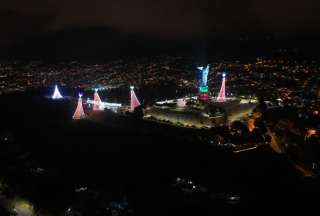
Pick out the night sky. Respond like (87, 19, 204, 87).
(0, 0, 319, 49)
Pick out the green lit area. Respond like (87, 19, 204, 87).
(199, 86, 209, 93)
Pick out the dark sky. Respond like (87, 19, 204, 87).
(0, 0, 319, 48)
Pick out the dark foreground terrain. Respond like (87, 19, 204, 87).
(0, 90, 319, 215)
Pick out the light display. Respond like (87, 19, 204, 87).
(51, 85, 63, 99)
(130, 86, 141, 112)
(93, 89, 103, 111)
(197, 64, 210, 102)
(199, 86, 209, 93)
(217, 73, 226, 102)
(73, 93, 86, 120)
(87, 99, 122, 110)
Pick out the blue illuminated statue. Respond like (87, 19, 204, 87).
(197, 64, 210, 102)
(197, 64, 210, 92)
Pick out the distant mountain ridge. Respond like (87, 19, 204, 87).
(3, 27, 320, 61)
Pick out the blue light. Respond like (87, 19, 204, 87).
(202, 64, 210, 86)
(197, 64, 210, 87)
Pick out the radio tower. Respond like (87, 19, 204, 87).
(73, 93, 86, 120)
(217, 73, 226, 102)
(93, 89, 103, 111)
(130, 86, 140, 112)
(51, 85, 63, 99)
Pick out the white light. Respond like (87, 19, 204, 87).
(87, 99, 122, 108)
(51, 85, 63, 99)
(222, 73, 226, 77)
(130, 86, 134, 90)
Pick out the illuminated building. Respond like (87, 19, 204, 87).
(177, 98, 187, 107)
(130, 86, 141, 112)
(93, 89, 103, 111)
(146, 98, 257, 128)
(73, 93, 86, 120)
(144, 107, 225, 128)
(51, 85, 63, 99)
(217, 73, 226, 102)
(197, 65, 210, 102)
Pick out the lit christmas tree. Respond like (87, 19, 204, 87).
(51, 85, 63, 99)
(130, 86, 141, 112)
(217, 73, 226, 102)
(73, 93, 86, 120)
(93, 89, 103, 111)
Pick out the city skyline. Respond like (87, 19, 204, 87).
(0, 1, 319, 215)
